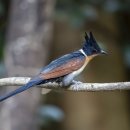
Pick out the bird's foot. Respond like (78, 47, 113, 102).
(71, 80, 82, 85)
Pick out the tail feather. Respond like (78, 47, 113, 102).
(0, 78, 43, 102)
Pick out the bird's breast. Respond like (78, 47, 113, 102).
(71, 57, 89, 76)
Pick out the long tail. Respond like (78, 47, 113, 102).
(0, 78, 43, 102)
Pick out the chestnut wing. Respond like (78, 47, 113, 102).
(39, 52, 85, 80)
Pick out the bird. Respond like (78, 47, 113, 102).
(0, 32, 107, 102)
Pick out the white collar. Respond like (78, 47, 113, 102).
(79, 49, 87, 56)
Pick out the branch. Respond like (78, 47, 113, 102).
(0, 77, 130, 91)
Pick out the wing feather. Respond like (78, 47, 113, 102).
(40, 57, 85, 80)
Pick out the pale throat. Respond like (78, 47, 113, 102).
(86, 55, 96, 62)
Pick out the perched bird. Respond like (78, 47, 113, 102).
(0, 32, 107, 102)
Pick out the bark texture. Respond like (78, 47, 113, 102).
(0, 0, 55, 130)
(0, 77, 130, 91)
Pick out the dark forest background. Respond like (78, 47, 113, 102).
(0, 0, 130, 130)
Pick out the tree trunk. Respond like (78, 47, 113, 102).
(0, 0, 55, 130)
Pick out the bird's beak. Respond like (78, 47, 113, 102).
(101, 50, 107, 55)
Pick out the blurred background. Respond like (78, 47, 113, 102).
(0, 0, 130, 130)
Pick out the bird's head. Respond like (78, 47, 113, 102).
(82, 32, 107, 56)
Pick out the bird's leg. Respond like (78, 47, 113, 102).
(62, 73, 75, 86)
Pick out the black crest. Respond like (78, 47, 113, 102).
(83, 32, 102, 56)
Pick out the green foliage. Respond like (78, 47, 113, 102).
(0, 0, 9, 60)
(55, 0, 99, 26)
(0, 31, 4, 60)
(55, 0, 130, 27)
